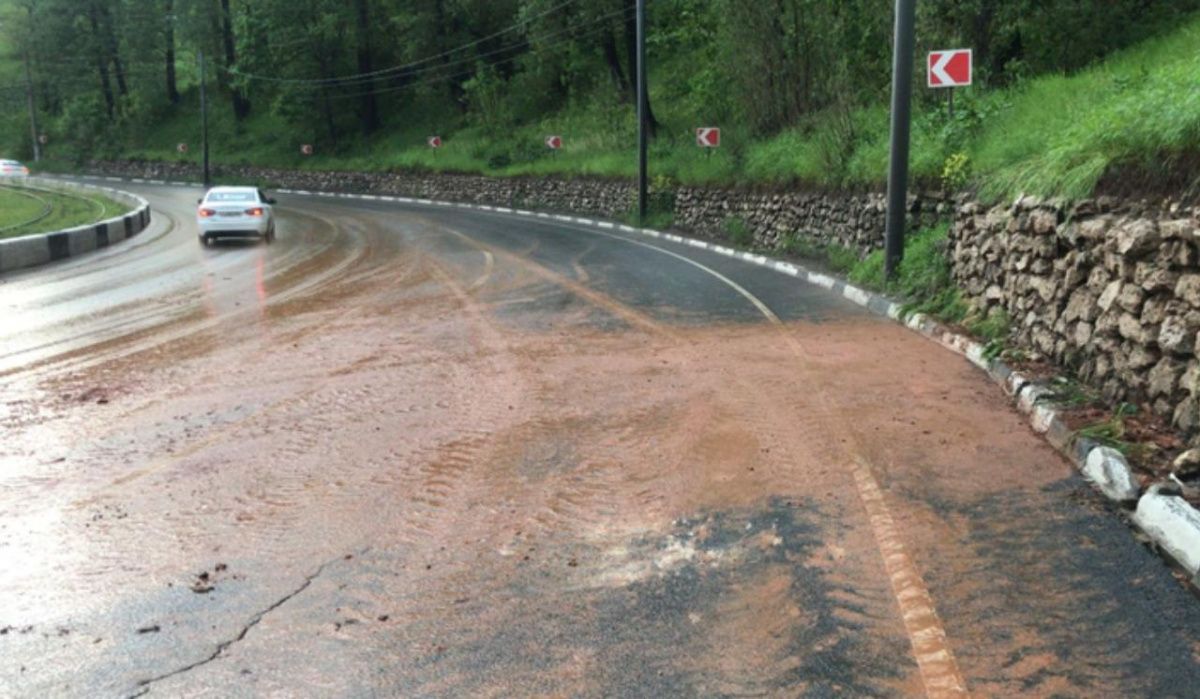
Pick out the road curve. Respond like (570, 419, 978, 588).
(1, 183, 1198, 698)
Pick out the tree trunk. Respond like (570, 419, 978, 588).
(353, 0, 380, 134)
(623, 1, 658, 137)
(24, 50, 41, 161)
(102, 4, 128, 97)
(219, 0, 251, 120)
(601, 28, 630, 99)
(88, 4, 115, 119)
(433, 0, 466, 111)
(165, 0, 180, 103)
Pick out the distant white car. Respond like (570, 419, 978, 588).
(0, 159, 29, 176)
(196, 186, 277, 245)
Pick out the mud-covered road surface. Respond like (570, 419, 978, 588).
(2, 184, 1198, 698)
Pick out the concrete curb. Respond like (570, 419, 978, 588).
(0, 177, 151, 275)
(61, 172, 1200, 587)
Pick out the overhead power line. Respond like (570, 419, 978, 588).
(223, 0, 583, 86)
(232, 4, 634, 93)
(322, 14, 631, 102)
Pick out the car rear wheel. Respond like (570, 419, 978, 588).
(200, 235, 210, 247)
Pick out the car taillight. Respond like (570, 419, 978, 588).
(245, 207, 263, 217)
(198, 208, 216, 218)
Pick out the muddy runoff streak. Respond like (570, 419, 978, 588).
(1, 186, 1198, 697)
(438, 218, 966, 696)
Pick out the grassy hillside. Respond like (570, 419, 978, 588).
(20, 11, 1200, 203)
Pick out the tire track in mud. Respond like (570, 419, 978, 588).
(401, 220, 930, 694)
(12, 216, 417, 506)
(0, 206, 358, 382)
(4, 205, 427, 485)
(534, 222, 970, 697)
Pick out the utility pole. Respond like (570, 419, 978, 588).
(198, 50, 211, 187)
(635, 0, 647, 225)
(884, 0, 916, 279)
(23, 50, 40, 162)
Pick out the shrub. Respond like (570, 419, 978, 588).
(723, 216, 754, 247)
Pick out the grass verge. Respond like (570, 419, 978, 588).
(0, 184, 129, 239)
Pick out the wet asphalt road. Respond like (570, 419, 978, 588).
(1, 183, 1198, 698)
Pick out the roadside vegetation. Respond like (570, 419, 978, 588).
(4, 1, 1200, 202)
(0, 184, 127, 239)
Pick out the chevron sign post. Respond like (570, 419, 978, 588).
(696, 127, 720, 148)
(428, 136, 442, 149)
(546, 135, 563, 150)
(927, 49, 972, 88)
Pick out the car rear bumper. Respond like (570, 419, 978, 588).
(198, 219, 270, 237)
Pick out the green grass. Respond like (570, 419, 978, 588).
(722, 217, 753, 247)
(0, 186, 49, 236)
(1075, 402, 1142, 455)
(0, 184, 128, 239)
(20, 11, 1200, 202)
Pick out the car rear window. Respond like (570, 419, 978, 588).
(206, 191, 255, 202)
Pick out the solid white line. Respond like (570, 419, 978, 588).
(576, 225, 781, 325)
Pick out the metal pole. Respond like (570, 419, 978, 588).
(636, 0, 647, 225)
(23, 51, 40, 163)
(884, 0, 916, 279)
(199, 50, 211, 187)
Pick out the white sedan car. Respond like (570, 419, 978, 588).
(196, 186, 277, 245)
(0, 159, 29, 176)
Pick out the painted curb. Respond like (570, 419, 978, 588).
(0, 177, 151, 275)
(1133, 485, 1200, 577)
(62, 171, 1200, 587)
(1083, 446, 1142, 504)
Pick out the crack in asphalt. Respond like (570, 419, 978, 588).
(128, 550, 365, 697)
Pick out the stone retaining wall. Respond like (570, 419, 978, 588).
(87, 159, 1200, 438)
(674, 187, 949, 253)
(952, 196, 1200, 437)
(88, 160, 945, 256)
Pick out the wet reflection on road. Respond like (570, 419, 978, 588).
(1, 185, 1198, 697)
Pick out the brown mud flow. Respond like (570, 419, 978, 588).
(1, 190, 1198, 697)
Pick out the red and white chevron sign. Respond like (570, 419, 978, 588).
(428, 136, 442, 149)
(696, 127, 720, 148)
(545, 135, 563, 150)
(300, 144, 313, 156)
(928, 49, 972, 88)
